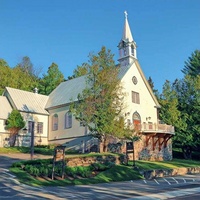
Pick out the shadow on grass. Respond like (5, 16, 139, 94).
(10, 164, 143, 186)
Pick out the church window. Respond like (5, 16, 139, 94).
(132, 112, 141, 130)
(132, 91, 140, 104)
(132, 76, 138, 85)
(124, 48, 127, 56)
(131, 46, 134, 56)
(37, 122, 43, 134)
(52, 114, 58, 131)
(65, 111, 72, 129)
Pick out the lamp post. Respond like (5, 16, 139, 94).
(30, 122, 34, 160)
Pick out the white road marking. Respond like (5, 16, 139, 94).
(183, 178, 186, 183)
(171, 177, 179, 184)
(163, 178, 171, 185)
(154, 179, 159, 184)
(143, 180, 147, 184)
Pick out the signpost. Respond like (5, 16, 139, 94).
(52, 146, 66, 180)
(126, 141, 135, 167)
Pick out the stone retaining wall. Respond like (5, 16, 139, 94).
(66, 155, 122, 167)
(140, 167, 200, 179)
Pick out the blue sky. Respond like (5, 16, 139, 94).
(0, 0, 200, 92)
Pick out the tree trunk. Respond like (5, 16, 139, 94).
(102, 136, 108, 152)
(9, 134, 17, 147)
(182, 146, 192, 159)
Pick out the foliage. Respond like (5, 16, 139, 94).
(172, 75, 200, 158)
(147, 76, 159, 98)
(5, 110, 25, 147)
(38, 62, 64, 95)
(71, 46, 130, 152)
(159, 50, 200, 159)
(182, 49, 200, 76)
(0, 59, 12, 94)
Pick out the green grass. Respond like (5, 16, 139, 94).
(130, 159, 200, 170)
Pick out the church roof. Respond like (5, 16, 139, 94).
(4, 87, 49, 115)
(0, 96, 12, 119)
(46, 59, 160, 109)
(45, 75, 87, 109)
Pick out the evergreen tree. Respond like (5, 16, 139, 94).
(39, 62, 64, 95)
(173, 75, 200, 159)
(182, 50, 200, 77)
(6, 110, 25, 147)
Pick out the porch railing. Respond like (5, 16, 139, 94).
(140, 122, 175, 134)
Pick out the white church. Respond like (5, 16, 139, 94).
(0, 12, 174, 161)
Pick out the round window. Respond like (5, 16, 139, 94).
(132, 76, 138, 85)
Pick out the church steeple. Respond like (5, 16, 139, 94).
(123, 11, 133, 42)
(118, 11, 137, 67)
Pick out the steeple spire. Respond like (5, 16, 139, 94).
(123, 11, 133, 42)
(118, 11, 137, 67)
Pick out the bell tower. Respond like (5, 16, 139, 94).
(118, 11, 137, 67)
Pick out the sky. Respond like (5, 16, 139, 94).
(0, 0, 200, 92)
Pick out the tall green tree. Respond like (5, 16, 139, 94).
(0, 59, 12, 94)
(71, 46, 129, 152)
(182, 50, 200, 77)
(173, 75, 200, 159)
(148, 76, 159, 98)
(6, 110, 25, 147)
(39, 62, 64, 95)
(160, 50, 200, 159)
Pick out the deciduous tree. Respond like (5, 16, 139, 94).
(71, 46, 130, 152)
(6, 110, 25, 147)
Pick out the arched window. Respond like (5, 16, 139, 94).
(131, 45, 134, 56)
(132, 112, 141, 131)
(52, 114, 58, 131)
(65, 111, 72, 129)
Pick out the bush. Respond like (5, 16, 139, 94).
(65, 166, 77, 178)
(76, 166, 92, 178)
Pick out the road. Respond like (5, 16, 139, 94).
(0, 153, 200, 199)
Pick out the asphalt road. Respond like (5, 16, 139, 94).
(0, 153, 200, 199)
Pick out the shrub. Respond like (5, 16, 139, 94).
(76, 166, 92, 178)
(65, 166, 77, 178)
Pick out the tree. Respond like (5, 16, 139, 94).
(0, 59, 12, 95)
(148, 76, 159, 98)
(39, 62, 64, 95)
(160, 50, 200, 159)
(71, 46, 130, 152)
(6, 110, 25, 147)
(67, 63, 89, 80)
(182, 50, 200, 77)
(173, 75, 200, 159)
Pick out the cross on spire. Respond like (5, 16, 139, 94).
(124, 11, 128, 19)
